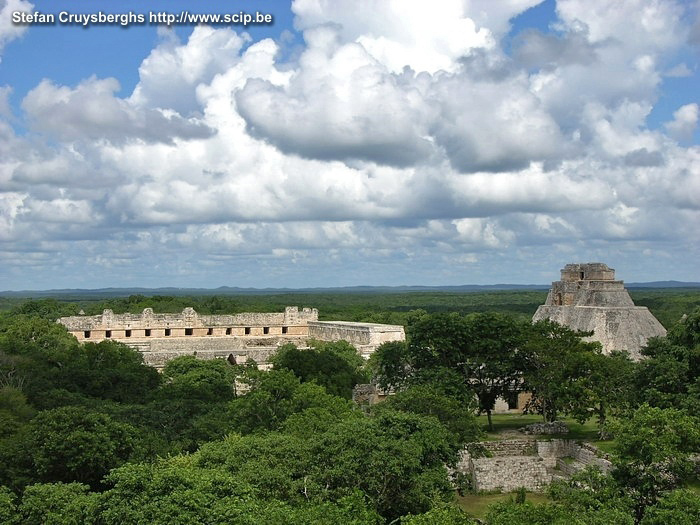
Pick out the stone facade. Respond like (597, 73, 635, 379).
(58, 306, 319, 340)
(308, 321, 406, 359)
(471, 456, 551, 492)
(532, 263, 666, 359)
(57, 306, 406, 368)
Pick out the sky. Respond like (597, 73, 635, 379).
(0, 0, 699, 290)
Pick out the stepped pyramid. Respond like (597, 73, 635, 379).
(532, 263, 666, 360)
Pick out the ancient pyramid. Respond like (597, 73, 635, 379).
(532, 263, 666, 360)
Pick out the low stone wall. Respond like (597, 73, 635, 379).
(308, 321, 405, 357)
(140, 345, 279, 368)
(458, 439, 611, 493)
(472, 457, 551, 492)
(556, 458, 586, 477)
(572, 443, 612, 473)
(537, 439, 580, 468)
(482, 440, 537, 456)
(125, 337, 301, 368)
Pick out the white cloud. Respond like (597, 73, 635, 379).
(665, 62, 693, 77)
(236, 26, 435, 167)
(0, 85, 12, 119)
(1, 0, 699, 288)
(0, 0, 32, 61)
(22, 77, 214, 144)
(130, 26, 249, 114)
(555, 0, 685, 51)
(665, 103, 699, 142)
(291, 0, 503, 74)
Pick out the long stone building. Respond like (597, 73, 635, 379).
(57, 306, 405, 368)
(532, 263, 666, 360)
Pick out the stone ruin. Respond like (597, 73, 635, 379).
(532, 263, 666, 360)
(456, 439, 612, 493)
(519, 421, 569, 435)
(57, 306, 405, 369)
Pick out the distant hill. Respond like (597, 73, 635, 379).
(626, 281, 700, 288)
(1, 281, 698, 299)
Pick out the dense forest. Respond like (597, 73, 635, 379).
(2, 286, 698, 327)
(0, 293, 698, 523)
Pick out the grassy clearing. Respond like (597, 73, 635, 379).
(478, 413, 542, 436)
(456, 491, 550, 518)
(477, 413, 613, 447)
(594, 440, 616, 454)
(686, 480, 700, 495)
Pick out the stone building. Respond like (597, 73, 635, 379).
(57, 306, 405, 368)
(532, 263, 666, 360)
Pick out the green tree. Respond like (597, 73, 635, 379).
(26, 406, 141, 488)
(485, 500, 633, 525)
(367, 340, 412, 391)
(1, 315, 160, 408)
(640, 489, 700, 525)
(667, 307, 700, 349)
(17, 482, 98, 525)
(0, 316, 81, 402)
(231, 370, 355, 434)
(375, 312, 529, 430)
(159, 355, 237, 403)
(608, 404, 700, 521)
(634, 308, 700, 414)
(195, 432, 314, 502)
(310, 409, 456, 521)
(0, 386, 34, 438)
(10, 299, 80, 321)
(76, 340, 160, 403)
(271, 342, 367, 399)
(522, 320, 602, 422)
(582, 351, 636, 430)
(377, 384, 481, 445)
(0, 486, 16, 525)
(101, 453, 381, 525)
(548, 466, 633, 517)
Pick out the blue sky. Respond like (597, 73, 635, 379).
(0, 0, 699, 290)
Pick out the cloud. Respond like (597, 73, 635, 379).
(291, 0, 503, 73)
(1, 0, 699, 288)
(130, 26, 249, 114)
(665, 103, 699, 142)
(665, 62, 693, 77)
(22, 77, 214, 144)
(0, 0, 32, 61)
(513, 28, 598, 69)
(429, 69, 564, 172)
(236, 27, 435, 167)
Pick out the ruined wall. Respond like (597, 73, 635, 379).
(481, 440, 537, 456)
(140, 344, 280, 369)
(307, 321, 405, 357)
(471, 457, 551, 492)
(457, 439, 611, 493)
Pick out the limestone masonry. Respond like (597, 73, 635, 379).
(57, 306, 405, 367)
(532, 263, 666, 360)
(456, 439, 612, 492)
